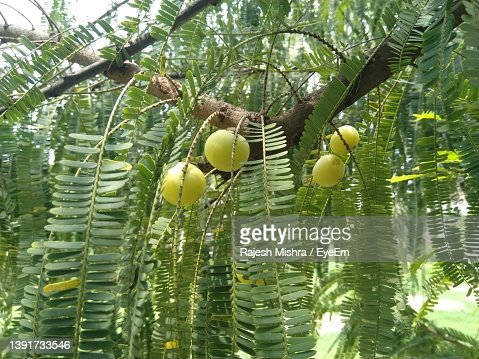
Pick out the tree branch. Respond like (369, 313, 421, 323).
(273, 1, 467, 147)
(0, 0, 221, 113)
(0, 22, 99, 66)
(0, 1, 467, 156)
(0, 23, 47, 41)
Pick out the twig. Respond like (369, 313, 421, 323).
(273, 72, 315, 117)
(0, 9, 7, 26)
(262, 34, 277, 112)
(0, 2, 35, 29)
(420, 324, 472, 349)
(139, 99, 177, 114)
(95, 0, 130, 22)
(273, 29, 346, 62)
(29, 0, 60, 37)
(63, 85, 125, 95)
(264, 93, 289, 115)
(261, 60, 301, 104)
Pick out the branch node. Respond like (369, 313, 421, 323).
(216, 107, 229, 123)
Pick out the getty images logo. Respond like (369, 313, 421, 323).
(239, 223, 352, 246)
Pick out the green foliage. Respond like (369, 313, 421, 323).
(462, 0, 479, 87)
(1, 0, 479, 358)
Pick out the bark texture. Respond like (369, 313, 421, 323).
(0, 1, 467, 153)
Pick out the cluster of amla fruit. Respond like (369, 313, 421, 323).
(312, 125, 360, 187)
(160, 124, 360, 206)
(161, 130, 250, 206)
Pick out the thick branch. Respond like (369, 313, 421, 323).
(0, 23, 48, 41)
(0, 1, 467, 153)
(0, 23, 98, 66)
(274, 1, 466, 147)
(0, 0, 220, 99)
(38, 0, 221, 96)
